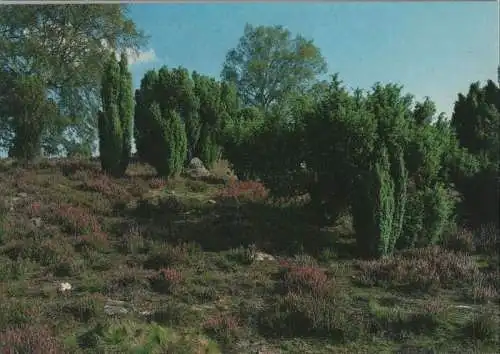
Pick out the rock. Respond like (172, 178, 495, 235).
(104, 299, 130, 315)
(31, 217, 42, 228)
(186, 157, 211, 178)
(188, 157, 205, 170)
(187, 166, 211, 178)
(454, 305, 474, 310)
(58, 282, 72, 293)
(253, 252, 275, 262)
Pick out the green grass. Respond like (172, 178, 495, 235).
(0, 157, 498, 353)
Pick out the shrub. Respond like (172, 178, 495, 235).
(352, 146, 398, 258)
(203, 314, 240, 345)
(469, 283, 498, 304)
(134, 67, 191, 177)
(367, 299, 448, 339)
(185, 179, 209, 193)
(80, 174, 129, 201)
(150, 268, 183, 294)
(442, 226, 475, 253)
(462, 312, 499, 343)
(151, 302, 200, 327)
(0, 325, 62, 354)
(474, 223, 499, 254)
(218, 180, 268, 202)
(143, 243, 192, 269)
(0, 297, 46, 330)
(279, 261, 329, 295)
(149, 177, 167, 189)
(257, 292, 363, 341)
(356, 246, 481, 293)
(60, 294, 105, 323)
(98, 53, 132, 177)
(51, 204, 102, 236)
(75, 231, 110, 252)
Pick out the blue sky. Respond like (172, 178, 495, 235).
(127, 1, 498, 117)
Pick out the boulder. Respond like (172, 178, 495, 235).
(188, 157, 205, 170)
(186, 157, 211, 178)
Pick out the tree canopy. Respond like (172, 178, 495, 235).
(221, 24, 327, 112)
(0, 4, 147, 156)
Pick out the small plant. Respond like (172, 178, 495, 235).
(143, 243, 192, 269)
(279, 261, 330, 295)
(227, 245, 255, 265)
(257, 292, 363, 341)
(185, 179, 209, 193)
(218, 180, 268, 202)
(0, 325, 62, 354)
(151, 302, 200, 327)
(121, 223, 145, 254)
(462, 312, 499, 343)
(0, 298, 45, 330)
(81, 174, 129, 201)
(367, 298, 448, 338)
(469, 283, 498, 304)
(75, 231, 110, 252)
(356, 246, 482, 293)
(150, 268, 183, 294)
(203, 314, 240, 345)
(442, 227, 475, 253)
(61, 294, 105, 323)
(149, 177, 167, 189)
(51, 204, 102, 236)
(474, 223, 500, 254)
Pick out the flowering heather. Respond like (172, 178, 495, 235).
(203, 314, 240, 343)
(150, 268, 183, 294)
(149, 177, 168, 189)
(356, 246, 483, 293)
(218, 180, 268, 202)
(280, 261, 329, 295)
(0, 326, 62, 354)
(52, 204, 102, 235)
(81, 174, 128, 199)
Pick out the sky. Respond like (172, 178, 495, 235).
(127, 1, 499, 117)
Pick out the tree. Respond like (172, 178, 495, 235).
(118, 52, 134, 174)
(156, 67, 199, 161)
(450, 80, 500, 227)
(134, 70, 158, 163)
(0, 5, 147, 157)
(1, 74, 57, 161)
(134, 69, 188, 177)
(98, 53, 133, 177)
(98, 54, 123, 176)
(222, 24, 327, 112)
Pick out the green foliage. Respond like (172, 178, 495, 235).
(192, 71, 232, 166)
(1, 73, 57, 160)
(222, 23, 327, 112)
(98, 54, 129, 177)
(305, 76, 377, 222)
(118, 52, 134, 175)
(157, 67, 199, 160)
(0, 5, 147, 157)
(352, 146, 396, 258)
(224, 74, 462, 258)
(134, 70, 158, 164)
(134, 67, 191, 177)
(221, 107, 266, 180)
(451, 80, 500, 226)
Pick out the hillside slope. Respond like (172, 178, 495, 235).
(0, 158, 498, 353)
